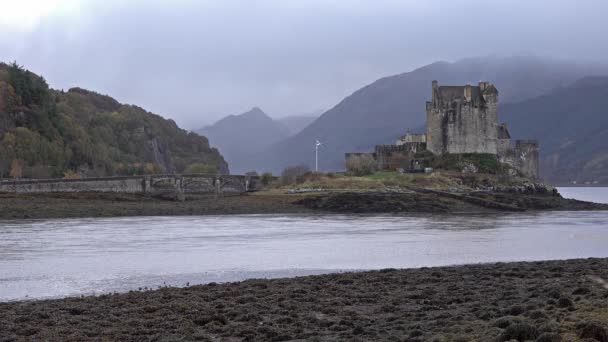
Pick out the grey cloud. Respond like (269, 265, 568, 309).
(1, 0, 607, 128)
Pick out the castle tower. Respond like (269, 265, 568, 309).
(426, 81, 499, 155)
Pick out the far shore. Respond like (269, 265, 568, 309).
(1, 258, 607, 341)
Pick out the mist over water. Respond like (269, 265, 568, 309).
(0, 188, 607, 302)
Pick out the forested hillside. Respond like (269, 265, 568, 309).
(0, 62, 227, 178)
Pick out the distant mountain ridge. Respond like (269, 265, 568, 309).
(502, 76, 608, 183)
(276, 113, 320, 136)
(264, 56, 608, 173)
(197, 107, 290, 174)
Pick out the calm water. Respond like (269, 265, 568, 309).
(0, 187, 607, 301)
(558, 187, 608, 204)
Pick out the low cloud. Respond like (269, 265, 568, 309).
(1, 0, 606, 128)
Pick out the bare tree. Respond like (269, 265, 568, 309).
(280, 165, 310, 185)
(346, 155, 377, 176)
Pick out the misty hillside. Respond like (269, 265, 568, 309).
(277, 112, 321, 136)
(0, 62, 227, 178)
(502, 76, 608, 183)
(266, 56, 607, 172)
(197, 107, 290, 174)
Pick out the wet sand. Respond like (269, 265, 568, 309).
(1, 258, 607, 341)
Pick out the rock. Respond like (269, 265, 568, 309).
(460, 162, 478, 174)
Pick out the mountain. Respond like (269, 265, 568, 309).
(266, 56, 607, 172)
(276, 111, 322, 136)
(197, 107, 290, 174)
(502, 76, 608, 184)
(0, 62, 227, 178)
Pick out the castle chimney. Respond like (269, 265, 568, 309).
(464, 84, 472, 102)
(479, 81, 488, 91)
(431, 80, 439, 104)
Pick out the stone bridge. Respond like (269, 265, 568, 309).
(0, 174, 262, 196)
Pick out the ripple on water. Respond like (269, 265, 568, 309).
(1, 203, 608, 301)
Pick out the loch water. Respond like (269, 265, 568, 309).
(0, 187, 607, 301)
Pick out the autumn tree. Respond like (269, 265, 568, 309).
(9, 159, 24, 178)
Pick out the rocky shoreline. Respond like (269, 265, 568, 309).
(1, 258, 607, 341)
(0, 186, 606, 219)
(296, 188, 608, 214)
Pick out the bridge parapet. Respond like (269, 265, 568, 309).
(0, 174, 262, 195)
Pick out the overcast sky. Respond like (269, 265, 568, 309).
(1, 0, 607, 128)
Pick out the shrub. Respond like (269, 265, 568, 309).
(184, 163, 216, 174)
(63, 170, 80, 179)
(280, 165, 310, 185)
(346, 154, 377, 176)
(28, 164, 53, 179)
(431, 153, 503, 174)
(9, 159, 24, 178)
(260, 172, 273, 186)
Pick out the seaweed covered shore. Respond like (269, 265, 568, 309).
(1, 258, 607, 341)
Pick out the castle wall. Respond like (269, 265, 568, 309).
(426, 101, 444, 154)
(515, 140, 539, 179)
(374, 143, 425, 170)
(0, 174, 259, 195)
(396, 133, 426, 145)
(443, 102, 497, 154)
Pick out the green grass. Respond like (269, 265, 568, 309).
(362, 171, 399, 180)
(431, 153, 502, 174)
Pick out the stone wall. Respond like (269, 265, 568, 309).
(396, 133, 426, 145)
(496, 140, 540, 179)
(0, 174, 260, 195)
(515, 140, 540, 180)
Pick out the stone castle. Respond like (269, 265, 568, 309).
(346, 81, 539, 178)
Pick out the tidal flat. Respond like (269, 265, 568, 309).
(1, 188, 607, 220)
(1, 258, 607, 341)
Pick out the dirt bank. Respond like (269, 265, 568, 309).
(1, 258, 607, 341)
(295, 190, 608, 213)
(0, 189, 606, 220)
